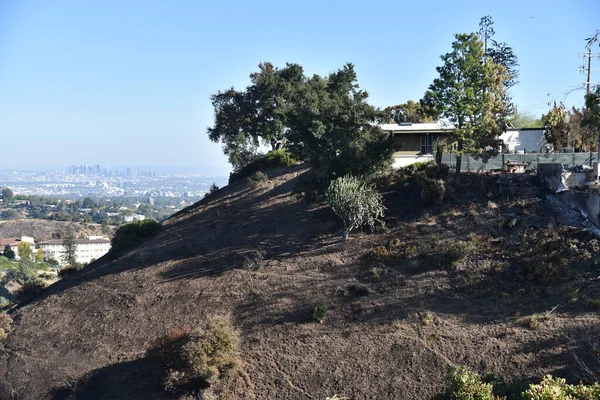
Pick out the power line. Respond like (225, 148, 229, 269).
(578, 51, 600, 93)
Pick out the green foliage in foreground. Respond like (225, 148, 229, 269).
(444, 366, 600, 400)
(326, 175, 385, 242)
(229, 150, 298, 184)
(110, 219, 161, 255)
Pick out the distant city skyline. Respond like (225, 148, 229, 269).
(0, 1, 597, 172)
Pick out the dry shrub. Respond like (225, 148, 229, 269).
(518, 227, 583, 285)
(0, 312, 13, 342)
(148, 317, 242, 391)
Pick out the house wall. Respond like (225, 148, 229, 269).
(499, 129, 545, 153)
(391, 133, 443, 168)
(41, 240, 111, 266)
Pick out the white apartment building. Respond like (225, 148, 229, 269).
(0, 236, 35, 260)
(39, 236, 111, 266)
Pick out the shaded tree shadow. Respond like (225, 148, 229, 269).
(50, 357, 173, 400)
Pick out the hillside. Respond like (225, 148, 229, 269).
(0, 165, 599, 399)
(0, 220, 115, 242)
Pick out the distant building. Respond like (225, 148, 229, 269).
(0, 236, 35, 260)
(39, 236, 111, 266)
(124, 214, 146, 222)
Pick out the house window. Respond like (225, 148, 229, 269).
(421, 135, 433, 155)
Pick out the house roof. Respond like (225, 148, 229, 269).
(0, 239, 20, 247)
(39, 238, 111, 246)
(380, 122, 453, 134)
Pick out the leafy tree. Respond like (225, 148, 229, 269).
(325, 175, 385, 242)
(1, 188, 14, 205)
(542, 102, 569, 151)
(568, 106, 597, 153)
(35, 249, 44, 263)
(3, 246, 15, 260)
(582, 85, 600, 139)
(209, 183, 219, 194)
(210, 62, 393, 186)
(17, 242, 32, 262)
(288, 63, 394, 180)
(208, 62, 305, 169)
(61, 227, 78, 267)
(507, 111, 542, 129)
(422, 33, 512, 181)
(82, 197, 96, 209)
(478, 15, 519, 90)
(384, 100, 434, 123)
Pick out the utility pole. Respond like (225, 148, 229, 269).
(578, 50, 600, 93)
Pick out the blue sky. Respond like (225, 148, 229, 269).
(0, 0, 597, 173)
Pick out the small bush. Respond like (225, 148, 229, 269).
(246, 171, 269, 188)
(587, 297, 600, 309)
(148, 317, 242, 391)
(445, 366, 496, 400)
(209, 183, 219, 194)
(523, 375, 600, 399)
(326, 175, 385, 242)
(443, 368, 600, 400)
(0, 297, 11, 309)
(421, 240, 474, 270)
(229, 149, 298, 184)
(313, 297, 327, 324)
(419, 176, 446, 204)
(110, 219, 161, 255)
(0, 312, 12, 342)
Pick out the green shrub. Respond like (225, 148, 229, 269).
(148, 317, 242, 390)
(445, 366, 496, 400)
(0, 297, 11, 309)
(0, 312, 12, 342)
(229, 149, 298, 184)
(483, 373, 529, 399)
(326, 175, 385, 242)
(419, 176, 446, 204)
(443, 369, 600, 400)
(401, 161, 449, 180)
(421, 240, 474, 270)
(523, 375, 600, 399)
(247, 171, 269, 188)
(110, 219, 161, 255)
(46, 258, 60, 267)
(313, 297, 327, 324)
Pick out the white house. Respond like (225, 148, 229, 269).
(0, 236, 35, 260)
(380, 122, 546, 168)
(39, 236, 111, 266)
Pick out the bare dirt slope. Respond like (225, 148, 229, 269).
(0, 220, 115, 242)
(0, 166, 599, 399)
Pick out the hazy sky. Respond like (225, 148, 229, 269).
(0, 0, 598, 173)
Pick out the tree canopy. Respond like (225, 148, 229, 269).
(542, 102, 569, 152)
(422, 33, 512, 180)
(209, 62, 394, 185)
(384, 100, 434, 124)
(17, 242, 32, 262)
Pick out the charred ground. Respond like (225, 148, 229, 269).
(0, 165, 599, 399)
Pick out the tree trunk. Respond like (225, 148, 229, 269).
(454, 139, 463, 183)
(342, 228, 349, 243)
